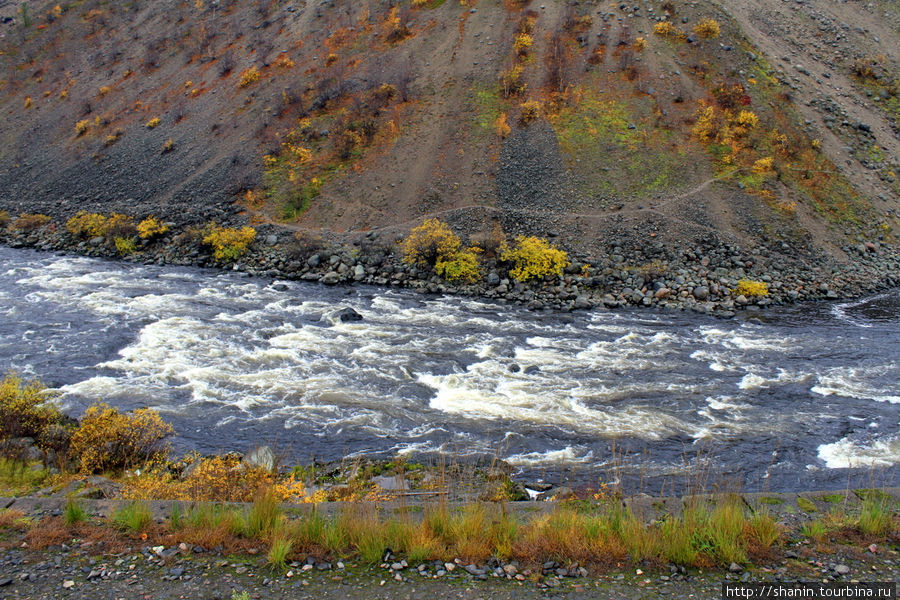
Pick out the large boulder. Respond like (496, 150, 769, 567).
(325, 307, 363, 325)
(243, 446, 277, 472)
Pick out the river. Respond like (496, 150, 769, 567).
(0, 246, 897, 493)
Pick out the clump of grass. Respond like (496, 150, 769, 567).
(111, 501, 152, 532)
(168, 503, 183, 530)
(63, 497, 87, 525)
(748, 510, 780, 548)
(244, 488, 283, 538)
(857, 497, 894, 537)
(266, 534, 292, 571)
(659, 515, 698, 565)
(231, 592, 251, 600)
(800, 519, 827, 541)
(707, 500, 748, 564)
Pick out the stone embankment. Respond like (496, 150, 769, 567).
(2, 222, 898, 315)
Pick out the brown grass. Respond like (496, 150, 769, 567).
(0, 509, 28, 531)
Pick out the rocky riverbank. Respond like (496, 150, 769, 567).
(1, 219, 898, 316)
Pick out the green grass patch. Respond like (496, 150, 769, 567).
(856, 488, 892, 502)
(110, 501, 152, 533)
(470, 85, 506, 139)
(266, 534, 293, 571)
(244, 489, 283, 538)
(759, 497, 784, 505)
(857, 497, 895, 537)
(800, 519, 827, 541)
(796, 497, 817, 513)
(0, 459, 48, 496)
(822, 494, 844, 504)
(63, 497, 87, 525)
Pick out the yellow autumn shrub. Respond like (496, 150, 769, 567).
(66, 211, 107, 238)
(238, 66, 260, 88)
(519, 100, 542, 125)
(123, 455, 306, 502)
(653, 21, 681, 37)
(137, 216, 169, 239)
(114, 236, 137, 255)
(70, 403, 174, 474)
(692, 105, 719, 142)
(435, 247, 482, 284)
(694, 18, 721, 39)
(402, 218, 461, 267)
(513, 33, 533, 55)
(731, 110, 759, 131)
(501, 236, 569, 281)
(752, 156, 775, 175)
(0, 374, 63, 447)
(733, 279, 769, 297)
(202, 225, 257, 261)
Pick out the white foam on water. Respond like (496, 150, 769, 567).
(817, 435, 900, 468)
(506, 446, 593, 467)
(830, 292, 894, 328)
(689, 350, 733, 373)
(811, 366, 900, 404)
(419, 364, 694, 439)
(698, 326, 797, 351)
(704, 396, 748, 411)
(738, 368, 808, 390)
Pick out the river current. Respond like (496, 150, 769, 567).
(0, 246, 897, 493)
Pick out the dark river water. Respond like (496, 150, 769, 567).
(1, 246, 897, 494)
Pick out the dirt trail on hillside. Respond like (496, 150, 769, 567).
(720, 0, 900, 204)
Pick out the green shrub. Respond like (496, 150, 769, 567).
(500, 236, 569, 281)
(69, 403, 173, 474)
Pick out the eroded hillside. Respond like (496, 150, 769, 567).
(0, 0, 897, 261)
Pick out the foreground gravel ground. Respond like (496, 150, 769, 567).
(1, 539, 896, 600)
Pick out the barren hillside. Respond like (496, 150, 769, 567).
(0, 0, 897, 261)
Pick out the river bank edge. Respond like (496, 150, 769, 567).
(1, 220, 899, 316)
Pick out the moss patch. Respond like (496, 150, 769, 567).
(549, 87, 702, 199)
